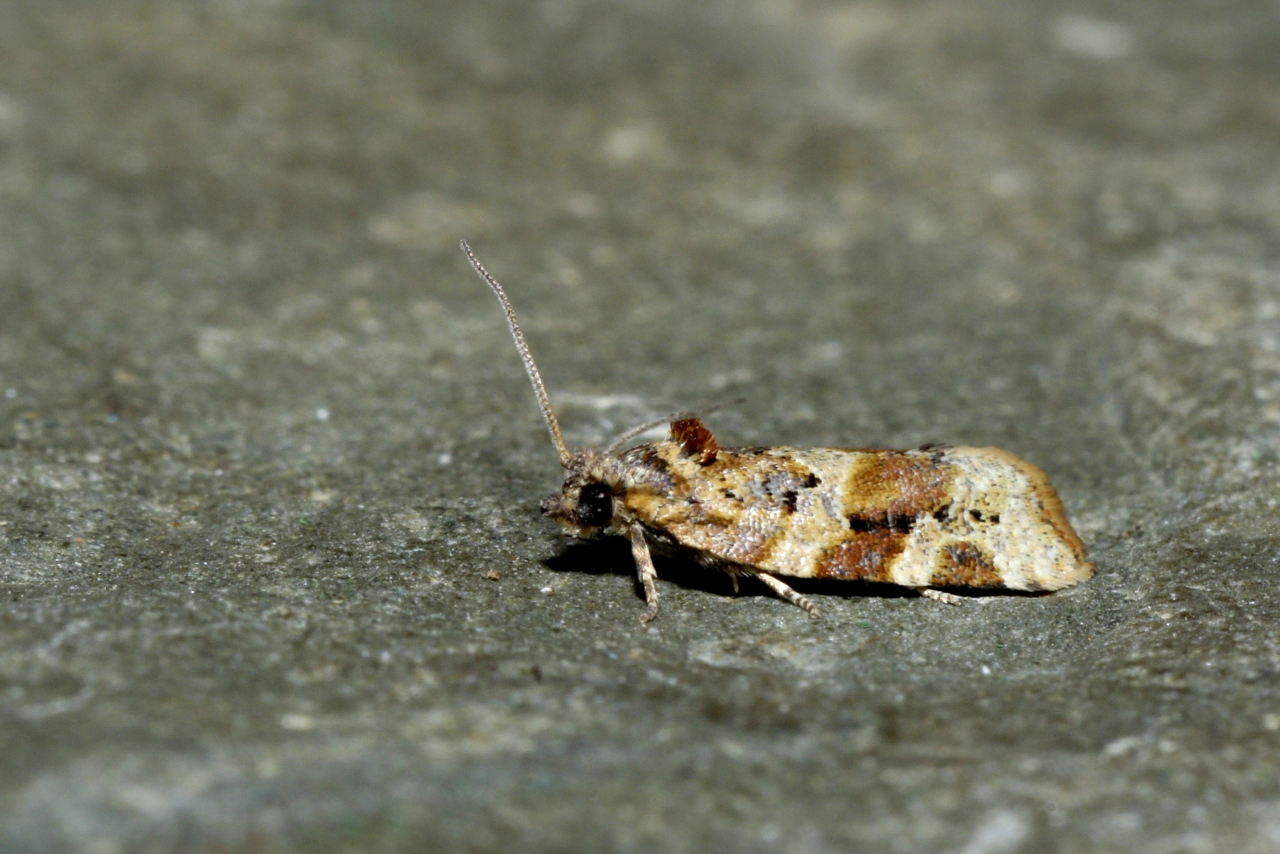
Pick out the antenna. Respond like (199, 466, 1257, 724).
(461, 240, 572, 467)
(603, 399, 744, 456)
(604, 413, 694, 456)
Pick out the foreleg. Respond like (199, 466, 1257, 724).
(630, 523, 660, 623)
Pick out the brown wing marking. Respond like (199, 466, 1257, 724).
(842, 451, 953, 519)
(670, 417, 719, 466)
(624, 443, 676, 489)
(929, 541, 1004, 587)
(813, 531, 908, 582)
(813, 451, 956, 582)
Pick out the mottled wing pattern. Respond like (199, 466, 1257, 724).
(619, 440, 1092, 592)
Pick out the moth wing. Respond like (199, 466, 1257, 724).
(643, 446, 1091, 592)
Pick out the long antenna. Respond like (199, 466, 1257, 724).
(604, 413, 693, 456)
(603, 398, 744, 456)
(461, 240, 571, 467)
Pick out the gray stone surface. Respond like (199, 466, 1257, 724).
(1, 0, 1279, 851)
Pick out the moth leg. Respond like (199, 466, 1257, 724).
(920, 587, 965, 605)
(629, 523, 660, 623)
(729, 573, 740, 595)
(755, 572, 820, 619)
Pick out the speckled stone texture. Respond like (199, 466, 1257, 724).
(2, 1, 1279, 852)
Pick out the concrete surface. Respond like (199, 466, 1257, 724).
(2, 1, 1280, 851)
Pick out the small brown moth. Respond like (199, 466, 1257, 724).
(462, 241, 1093, 622)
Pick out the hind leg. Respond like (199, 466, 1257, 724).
(756, 572, 820, 618)
(920, 587, 965, 605)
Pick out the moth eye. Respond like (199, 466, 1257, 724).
(575, 482, 614, 528)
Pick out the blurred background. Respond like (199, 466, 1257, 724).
(2, 2, 1280, 851)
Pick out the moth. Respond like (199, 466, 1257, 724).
(462, 241, 1093, 622)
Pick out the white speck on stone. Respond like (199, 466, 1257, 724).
(4, 388, 15, 399)
(809, 341, 843, 362)
(557, 392, 646, 411)
(906, 212, 942, 244)
(1053, 15, 1134, 60)
(279, 713, 315, 731)
(196, 327, 236, 362)
(437, 452, 452, 466)
(565, 192, 599, 218)
(986, 375, 1013, 392)
(958, 809, 1031, 854)
(315, 408, 330, 422)
(987, 169, 1029, 199)
(718, 739, 747, 759)
(602, 124, 665, 163)
(1103, 734, 1146, 757)
(981, 664, 992, 675)
(1255, 801, 1280, 844)
(708, 368, 755, 390)
(540, 586, 553, 594)
(720, 190, 795, 228)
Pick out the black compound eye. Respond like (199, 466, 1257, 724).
(575, 482, 614, 528)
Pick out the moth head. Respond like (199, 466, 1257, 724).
(541, 478, 617, 538)
(540, 451, 619, 537)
